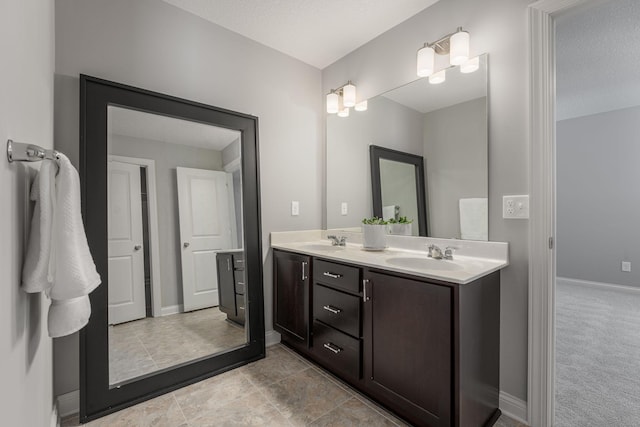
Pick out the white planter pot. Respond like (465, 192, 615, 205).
(362, 224, 387, 250)
(388, 223, 412, 236)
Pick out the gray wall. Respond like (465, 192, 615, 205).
(326, 96, 424, 229)
(111, 134, 224, 308)
(557, 105, 640, 287)
(380, 159, 420, 235)
(424, 97, 488, 239)
(323, 0, 531, 400)
(0, 0, 55, 424)
(54, 0, 322, 397)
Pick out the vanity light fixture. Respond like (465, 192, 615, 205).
(416, 27, 470, 77)
(428, 69, 446, 85)
(326, 81, 366, 116)
(460, 56, 480, 74)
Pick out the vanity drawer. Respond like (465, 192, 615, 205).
(233, 253, 245, 270)
(313, 321, 360, 381)
(313, 284, 360, 338)
(313, 259, 360, 294)
(234, 270, 245, 295)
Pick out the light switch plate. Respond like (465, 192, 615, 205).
(503, 195, 529, 219)
(622, 261, 631, 272)
(291, 200, 299, 216)
(341, 202, 348, 215)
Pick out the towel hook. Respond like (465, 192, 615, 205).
(7, 139, 60, 163)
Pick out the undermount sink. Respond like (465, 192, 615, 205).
(297, 243, 345, 252)
(386, 256, 465, 271)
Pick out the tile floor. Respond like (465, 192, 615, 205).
(64, 344, 526, 426)
(109, 308, 246, 384)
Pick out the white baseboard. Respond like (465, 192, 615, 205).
(161, 304, 183, 316)
(51, 403, 60, 427)
(557, 277, 640, 294)
(57, 390, 79, 419)
(265, 329, 281, 347)
(500, 391, 529, 425)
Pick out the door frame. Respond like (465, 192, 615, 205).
(109, 155, 163, 317)
(528, 1, 589, 426)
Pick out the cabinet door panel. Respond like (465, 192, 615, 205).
(216, 253, 236, 316)
(273, 250, 310, 344)
(364, 271, 452, 427)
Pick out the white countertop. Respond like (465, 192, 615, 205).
(271, 231, 508, 285)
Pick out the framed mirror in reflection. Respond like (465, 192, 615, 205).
(80, 75, 264, 422)
(106, 107, 247, 385)
(327, 54, 489, 241)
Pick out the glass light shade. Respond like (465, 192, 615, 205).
(428, 69, 446, 84)
(326, 92, 339, 114)
(460, 56, 480, 73)
(355, 100, 368, 111)
(342, 83, 356, 107)
(416, 45, 435, 77)
(337, 107, 350, 118)
(449, 30, 469, 65)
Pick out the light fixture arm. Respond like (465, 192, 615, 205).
(425, 27, 464, 55)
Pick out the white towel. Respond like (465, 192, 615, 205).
(49, 154, 101, 301)
(382, 205, 398, 221)
(459, 198, 488, 240)
(21, 153, 101, 337)
(22, 160, 56, 293)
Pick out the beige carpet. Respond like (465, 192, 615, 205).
(555, 280, 640, 426)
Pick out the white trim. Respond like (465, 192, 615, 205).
(161, 304, 184, 316)
(50, 404, 59, 427)
(109, 155, 163, 318)
(223, 156, 241, 173)
(500, 391, 529, 426)
(528, 2, 590, 427)
(56, 390, 79, 419)
(556, 277, 640, 294)
(265, 329, 281, 347)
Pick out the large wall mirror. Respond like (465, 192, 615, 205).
(80, 76, 264, 421)
(327, 54, 488, 240)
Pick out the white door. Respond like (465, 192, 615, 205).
(177, 167, 235, 312)
(108, 161, 146, 325)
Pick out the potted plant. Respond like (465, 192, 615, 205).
(388, 216, 413, 236)
(361, 217, 388, 250)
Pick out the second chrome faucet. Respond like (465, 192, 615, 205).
(428, 244, 455, 260)
(327, 235, 347, 246)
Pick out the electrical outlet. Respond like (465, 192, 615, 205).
(341, 202, 348, 215)
(622, 261, 631, 272)
(291, 201, 299, 216)
(503, 195, 529, 219)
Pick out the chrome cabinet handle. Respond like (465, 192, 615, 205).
(227, 258, 231, 271)
(323, 272, 342, 279)
(183, 242, 190, 248)
(134, 245, 142, 251)
(322, 305, 342, 314)
(237, 281, 245, 286)
(236, 259, 244, 264)
(301, 261, 308, 281)
(323, 342, 342, 354)
(363, 279, 370, 302)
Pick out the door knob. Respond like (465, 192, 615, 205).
(183, 242, 190, 248)
(134, 245, 142, 251)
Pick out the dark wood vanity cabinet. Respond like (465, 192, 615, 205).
(273, 250, 311, 349)
(216, 251, 245, 325)
(273, 250, 501, 427)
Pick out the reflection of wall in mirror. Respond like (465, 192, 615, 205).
(379, 159, 419, 236)
(423, 97, 487, 239)
(327, 96, 423, 229)
(111, 135, 243, 309)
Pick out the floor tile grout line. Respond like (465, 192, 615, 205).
(303, 393, 356, 426)
(170, 392, 190, 426)
(242, 368, 299, 427)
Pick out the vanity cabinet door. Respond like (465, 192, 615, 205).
(216, 253, 236, 316)
(363, 270, 452, 427)
(273, 250, 311, 347)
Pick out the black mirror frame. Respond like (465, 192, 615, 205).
(370, 145, 428, 236)
(79, 75, 265, 422)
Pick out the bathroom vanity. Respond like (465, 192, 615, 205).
(272, 233, 508, 427)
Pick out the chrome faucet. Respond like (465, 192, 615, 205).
(327, 235, 347, 246)
(428, 244, 456, 260)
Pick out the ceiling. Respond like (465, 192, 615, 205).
(556, 0, 640, 120)
(162, 0, 440, 69)
(108, 106, 240, 150)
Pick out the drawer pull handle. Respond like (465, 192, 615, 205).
(236, 259, 244, 263)
(323, 342, 342, 354)
(322, 305, 342, 314)
(237, 282, 245, 286)
(323, 272, 342, 279)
